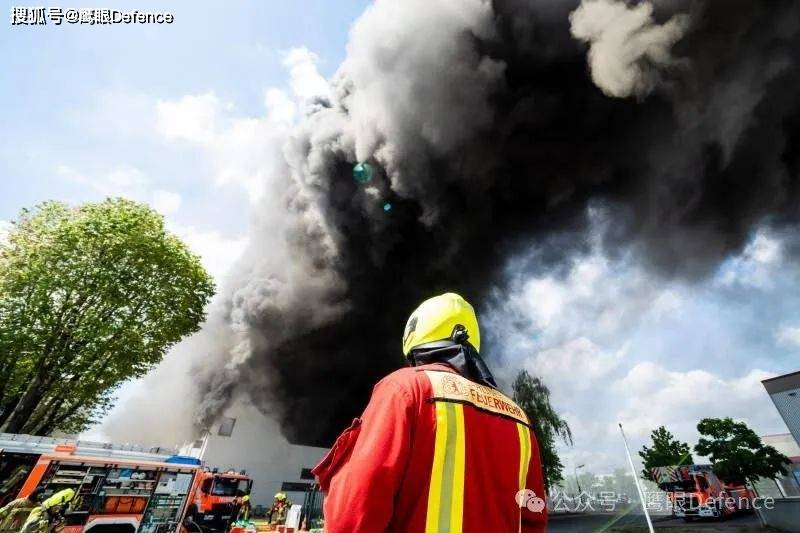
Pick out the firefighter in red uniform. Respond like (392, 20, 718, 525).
(313, 292, 547, 532)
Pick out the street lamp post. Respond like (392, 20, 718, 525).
(574, 464, 585, 495)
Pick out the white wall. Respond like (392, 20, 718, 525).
(761, 432, 800, 457)
(200, 402, 328, 507)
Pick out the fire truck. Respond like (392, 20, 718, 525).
(184, 469, 252, 531)
(651, 465, 754, 521)
(0, 433, 251, 533)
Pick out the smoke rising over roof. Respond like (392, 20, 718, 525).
(181, 0, 800, 447)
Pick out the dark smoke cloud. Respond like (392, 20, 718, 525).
(194, 0, 800, 446)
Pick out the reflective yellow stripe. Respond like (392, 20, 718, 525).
(450, 404, 465, 533)
(426, 402, 466, 533)
(517, 423, 531, 489)
(426, 402, 448, 533)
(517, 423, 532, 531)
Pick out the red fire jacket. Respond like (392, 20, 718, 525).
(312, 363, 547, 532)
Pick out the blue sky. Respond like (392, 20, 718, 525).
(1, 0, 369, 240)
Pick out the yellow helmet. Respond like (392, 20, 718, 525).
(274, 492, 286, 500)
(242, 495, 250, 502)
(402, 293, 480, 356)
(42, 488, 75, 510)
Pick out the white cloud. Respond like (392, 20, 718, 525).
(716, 230, 783, 288)
(746, 231, 782, 264)
(156, 92, 228, 145)
(516, 277, 567, 330)
(155, 90, 275, 199)
(775, 325, 800, 347)
(169, 223, 248, 283)
(264, 88, 297, 126)
(153, 47, 329, 203)
(614, 362, 781, 443)
(494, 249, 667, 354)
(527, 337, 626, 391)
(151, 190, 182, 216)
(213, 117, 286, 200)
(57, 164, 150, 199)
(282, 47, 331, 101)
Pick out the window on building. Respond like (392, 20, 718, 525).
(281, 482, 311, 492)
(218, 417, 237, 437)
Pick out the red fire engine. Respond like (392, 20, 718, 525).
(651, 465, 755, 521)
(0, 433, 251, 533)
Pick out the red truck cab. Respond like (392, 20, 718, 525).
(185, 469, 252, 531)
(652, 465, 754, 521)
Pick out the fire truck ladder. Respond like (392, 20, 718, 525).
(0, 433, 178, 463)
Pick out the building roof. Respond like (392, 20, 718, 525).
(762, 370, 800, 394)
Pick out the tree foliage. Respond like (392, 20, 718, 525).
(512, 370, 572, 490)
(639, 426, 694, 481)
(694, 417, 790, 485)
(0, 199, 214, 435)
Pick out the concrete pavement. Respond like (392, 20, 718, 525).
(546, 511, 768, 532)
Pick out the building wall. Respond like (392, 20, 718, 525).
(758, 497, 800, 532)
(761, 433, 800, 458)
(769, 388, 800, 446)
(763, 371, 800, 448)
(761, 375, 800, 503)
(199, 402, 329, 507)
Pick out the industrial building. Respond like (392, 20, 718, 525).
(183, 401, 329, 508)
(758, 371, 800, 530)
(757, 433, 800, 498)
(762, 370, 800, 446)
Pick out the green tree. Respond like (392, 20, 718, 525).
(694, 417, 790, 485)
(512, 370, 572, 490)
(638, 426, 694, 481)
(0, 199, 214, 435)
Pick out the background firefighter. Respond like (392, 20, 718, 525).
(234, 494, 251, 523)
(267, 493, 290, 525)
(21, 488, 75, 533)
(0, 488, 42, 532)
(312, 293, 547, 532)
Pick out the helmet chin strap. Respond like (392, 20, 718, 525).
(408, 342, 498, 389)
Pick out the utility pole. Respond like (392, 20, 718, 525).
(619, 423, 654, 533)
(574, 464, 585, 494)
(574, 463, 586, 509)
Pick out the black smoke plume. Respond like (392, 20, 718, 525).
(194, 0, 800, 446)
